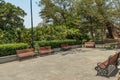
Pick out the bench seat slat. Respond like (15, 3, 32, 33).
(84, 42, 95, 48)
(17, 52, 35, 58)
(38, 46, 54, 54)
(61, 44, 71, 50)
(38, 50, 53, 54)
(16, 48, 35, 59)
(98, 61, 108, 69)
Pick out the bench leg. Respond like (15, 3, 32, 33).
(18, 57, 22, 61)
(95, 66, 99, 70)
(102, 69, 108, 76)
(33, 54, 37, 57)
(96, 69, 108, 76)
(95, 66, 108, 76)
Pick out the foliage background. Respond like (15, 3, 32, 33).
(0, 0, 120, 47)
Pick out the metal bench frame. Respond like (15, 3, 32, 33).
(95, 52, 120, 77)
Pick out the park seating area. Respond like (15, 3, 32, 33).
(0, 48, 118, 80)
(1, 0, 120, 80)
(14, 44, 120, 79)
(13, 43, 120, 78)
(16, 44, 71, 59)
(1, 41, 120, 80)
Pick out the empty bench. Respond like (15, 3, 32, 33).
(38, 46, 54, 55)
(61, 44, 71, 50)
(16, 48, 36, 60)
(95, 52, 120, 77)
(84, 42, 95, 48)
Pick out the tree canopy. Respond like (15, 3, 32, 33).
(0, 0, 26, 30)
(39, 0, 74, 25)
(39, 0, 120, 40)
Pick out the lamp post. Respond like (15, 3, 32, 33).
(30, 0, 34, 48)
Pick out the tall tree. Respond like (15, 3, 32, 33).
(39, 0, 74, 25)
(38, 0, 120, 40)
(74, 0, 99, 40)
(0, 0, 26, 30)
(75, 0, 117, 40)
(112, 0, 120, 25)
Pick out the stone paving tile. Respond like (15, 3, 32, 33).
(0, 48, 118, 80)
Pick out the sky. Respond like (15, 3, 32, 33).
(5, 0, 42, 28)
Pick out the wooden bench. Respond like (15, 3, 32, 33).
(84, 42, 95, 48)
(38, 46, 54, 55)
(16, 48, 36, 59)
(61, 44, 71, 50)
(95, 52, 120, 77)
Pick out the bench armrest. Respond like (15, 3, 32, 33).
(97, 62, 101, 66)
(97, 62, 106, 66)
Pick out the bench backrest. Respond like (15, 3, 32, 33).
(16, 48, 34, 54)
(61, 44, 69, 47)
(108, 53, 119, 65)
(85, 42, 95, 45)
(45, 46, 51, 49)
(38, 47, 46, 50)
(98, 52, 120, 69)
(38, 46, 52, 51)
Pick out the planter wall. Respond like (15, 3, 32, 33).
(0, 55, 17, 64)
(71, 45, 82, 48)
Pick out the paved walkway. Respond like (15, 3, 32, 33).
(0, 48, 118, 80)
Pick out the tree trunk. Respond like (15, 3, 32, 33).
(106, 22, 114, 39)
(90, 26, 94, 40)
(89, 17, 94, 40)
(61, 12, 67, 24)
(102, 26, 106, 40)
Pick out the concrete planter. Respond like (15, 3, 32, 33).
(53, 48, 61, 52)
(0, 55, 18, 64)
(53, 45, 81, 52)
(71, 45, 82, 48)
(95, 44, 104, 48)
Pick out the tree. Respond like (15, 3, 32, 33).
(38, 0, 120, 40)
(0, 0, 26, 30)
(111, 0, 120, 25)
(39, 0, 74, 25)
(74, 0, 118, 40)
(74, 0, 99, 40)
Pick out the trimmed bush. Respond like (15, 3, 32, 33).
(104, 43, 118, 50)
(0, 43, 29, 57)
(35, 40, 81, 49)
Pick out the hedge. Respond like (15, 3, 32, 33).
(35, 40, 81, 49)
(0, 43, 29, 57)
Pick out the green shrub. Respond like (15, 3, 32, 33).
(105, 43, 118, 50)
(35, 40, 81, 49)
(105, 46, 113, 50)
(80, 34, 90, 44)
(0, 43, 29, 57)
